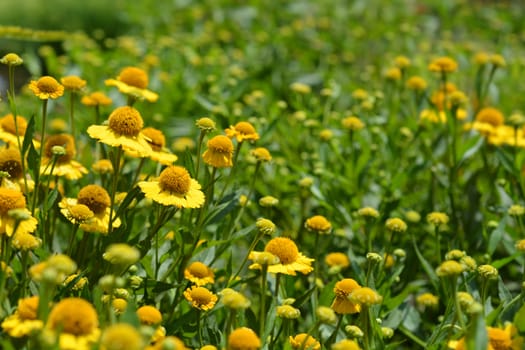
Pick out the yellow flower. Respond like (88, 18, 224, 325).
(290, 333, 321, 350)
(316, 306, 336, 324)
(87, 106, 152, 157)
(1, 53, 23, 66)
(220, 288, 251, 309)
(103, 243, 140, 266)
(60, 75, 86, 91)
(1, 296, 43, 337)
(138, 165, 205, 208)
(47, 298, 100, 350)
(92, 159, 114, 174)
(332, 339, 361, 350)
(349, 287, 383, 305)
(0, 114, 38, 148)
(0, 146, 34, 191)
(172, 137, 196, 152)
(137, 305, 162, 325)
(305, 215, 332, 234)
(290, 82, 312, 94)
(228, 327, 261, 350)
(249, 237, 314, 276)
(59, 184, 121, 234)
(448, 324, 523, 350)
(385, 217, 407, 232)
(384, 67, 401, 81)
(342, 116, 365, 131)
(416, 292, 439, 308)
(478, 264, 498, 280)
(225, 121, 260, 143)
(427, 212, 449, 226)
(40, 134, 88, 180)
(490, 54, 506, 68)
(202, 135, 234, 168)
(124, 127, 177, 165)
(12, 231, 41, 250)
(81, 91, 112, 107)
(470, 107, 505, 136)
(0, 188, 38, 237)
(63, 274, 88, 291)
(29, 76, 64, 99)
(345, 325, 364, 338)
(276, 304, 301, 319)
(436, 260, 465, 277)
(184, 261, 215, 286)
(184, 286, 218, 311)
(428, 56, 458, 73)
(406, 76, 428, 91)
(256, 218, 276, 235)
(105, 66, 158, 102)
(251, 147, 272, 162)
(100, 323, 143, 350)
(196, 117, 216, 131)
(331, 278, 361, 314)
(516, 239, 525, 252)
(325, 252, 350, 269)
(358, 207, 379, 218)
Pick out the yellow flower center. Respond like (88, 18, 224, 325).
(187, 262, 209, 278)
(476, 107, 504, 127)
(0, 147, 23, 179)
(158, 166, 191, 194)
(207, 135, 233, 154)
(100, 324, 144, 350)
(108, 106, 144, 136)
(190, 287, 214, 305)
(17, 296, 39, 320)
(118, 67, 149, 89)
(142, 127, 165, 151)
(61, 75, 86, 90)
(350, 287, 382, 305)
(334, 279, 361, 297)
(82, 92, 112, 106)
(136, 305, 162, 325)
(488, 328, 512, 350)
(69, 204, 94, 221)
(325, 253, 350, 268)
(228, 327, 261, 350)
(305, 215, 331, 232)
(77, 185, 111, 214)
(234, 121, 256, 135)
(264, 237, 299, 265)
(0, 188, 26, 215)
(44, 134, 76, 162)
(47, 298, 98, 336)
(0, 114, 27, 136)
(36, 76, 62, 93)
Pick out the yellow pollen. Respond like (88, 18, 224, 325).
(142, 127, 166, 151)
(207, 135, 233, 153)
(187, 262, 209, 277)
(0, 114, 27, 135)
(0, 188, 26, 214)
(36, 76, 62, 93)
(0, 147, 23, 178)
(47, 298, 98, 336)
(158, 166, 191, 194)
(118, 67, 149, 89)
(17, 296, 39, 320)
(108, 106, 144, 136)
(264, 237, 299, 264)
(44, 134, 76, 162)
(77, 185, 111, 214)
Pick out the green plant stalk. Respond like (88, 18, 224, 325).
(108, 146, 123, 235)
(68, 91, 75, 137)
(326, 314, 344, 347)
(230, 228, 264, 285)
(259, 265, 268, 339)
(31, 99, 49, 215)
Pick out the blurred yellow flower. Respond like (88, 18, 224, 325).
(228, 327, 261, 350)
(225, 121, 260, 143)
(105, 66, 158, 102)
(0, 188, 37, 237)
(184, 261, 215, 286)
(1, 296, 43, 337)
(202, 135, 234, 168)
(40, 134, 88, 180)
(290, 333, 320, 350)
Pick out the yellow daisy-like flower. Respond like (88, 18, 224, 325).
(61, 75, 87, 91)
(448, 324, 523, 350)
(0, 188, 38, 237)
(342, 116, 365, 131)
(100, 323, 144, 350)
(428, 56, 458, 73)
(105, 66, 159, 102)
(138, 165, 205, 208)
(184, 261, 215, 286)
(0, 146, 34, 191)
(290, 333, 321, 350)
(249, 237, 314, 276)
(29, 76, 64, 99)
(251, 147, 272, 162)
(124, 127, 177, 165)
(202, 135, 234, 168)
(136, 305, 162, 326)
(305, 215, 332, 234)
(1, 296, 43, 337)
(12, 231, 41, 251)
(427, 212, 449, 226)
(183, 286, 218, 311)
(46, 298, 100, 350)
(228, 327, 261, 350)
(406, 76, 428, 91)
(331, 278, 362, 314)
(87, 106, 152, 157)
(325, 252, 350, 269)
(225, 121, 260, 143)
(469, 107, 505, 136)
(40, 133, 88, 180)
(0, 114, 39, 148)
(385, 217, 407, 232)
(81, 91, 112, 107)
(92, 159, 113, 174)
(59, 184, 120, 234)
(1, 53, 23, 66)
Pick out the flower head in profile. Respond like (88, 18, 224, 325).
(103, 243, 140, 267)
(99, 323, 143, 350)
(416, 292, 439, 309)
(305, 215, 332, 234)
(436, 260, 465, 277)
(0, 188, 38, 237)
(105, 66, 158, 102)
(325, 252, 350, 270)
(124, 127, 177, 165)
(40, 133, 88, 180)
(0, 146, 34, 191)
(448, 323, 523, 350)
(138, 165, 204, 208)
(1, 296, 43, 337)
(349, 287, 383, 306)
(29, 76, 64, 99)
(225, 121, 260, 143)
(427, 212, 449, 226)
(290, 333, 321, 350)
(136, 305, 162, 326)
(59, 184, 120, 234)
(81, 91, 112, 107)
(385, 217, 407, 233)
(202, 135, 234, 168)
(228, 327, 261, 350)
(469, 107, 505, 136)
(46, 298, 100, 350)
(184, 261, 215, 286)
(0, 114, 38, 147)
(61, 75, 87, 92)
(332, 339, 361, 350)
(249, 237, 314, 276)
(87, 106, 152, 157)
(220, 288, 251, 310)
(331, 278, 361, 314)
(1, 53, 23, 66)
(428, 56, 458, 73)
(183, 286, 218, 311)
(251, 147, 272, 162)
(342, 116, 365, 131)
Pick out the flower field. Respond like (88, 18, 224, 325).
(0, 0, 525, 349)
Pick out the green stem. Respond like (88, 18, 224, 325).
(259, 265, 268, 338)
(69, 92, 75, 137)
(108, 147, 123, 235)
(31, 99, 49, 215)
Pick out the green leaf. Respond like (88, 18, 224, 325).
(411, 236, 439, 291)
(465, 312, 488, 350)
(513, 303, 525, 333)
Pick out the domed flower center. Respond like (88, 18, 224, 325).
(47, 298, 98, 336)
(476, 107, 504, 127)
(118, 67, 149, 89)
(108, 106, 144, 136)
(0, 188, 26, 215)
(334, 279, 361, 297)
(0, 148, 23, 179)
(207, 135, 233, 154)
(305, 215, 331, 232)
(136, 305, 162, 325)
(264, 237, 299, 265)
(17, 296, 39, 320)
(488, 328, 512, 350)
(0, 114, 27, 136)
(69, 204, 94, 221)
(44, 134, 76, 163)
(235, 121, 256, 135)
(77, 185, 111, 215)
(61, 76, 86, 90)
(190, 287, 214, 305)
(142, 127, 165, 151)
(36, 76, 62, 93)
(158, 166, 191, 194)
(187, 262, 209, 277)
